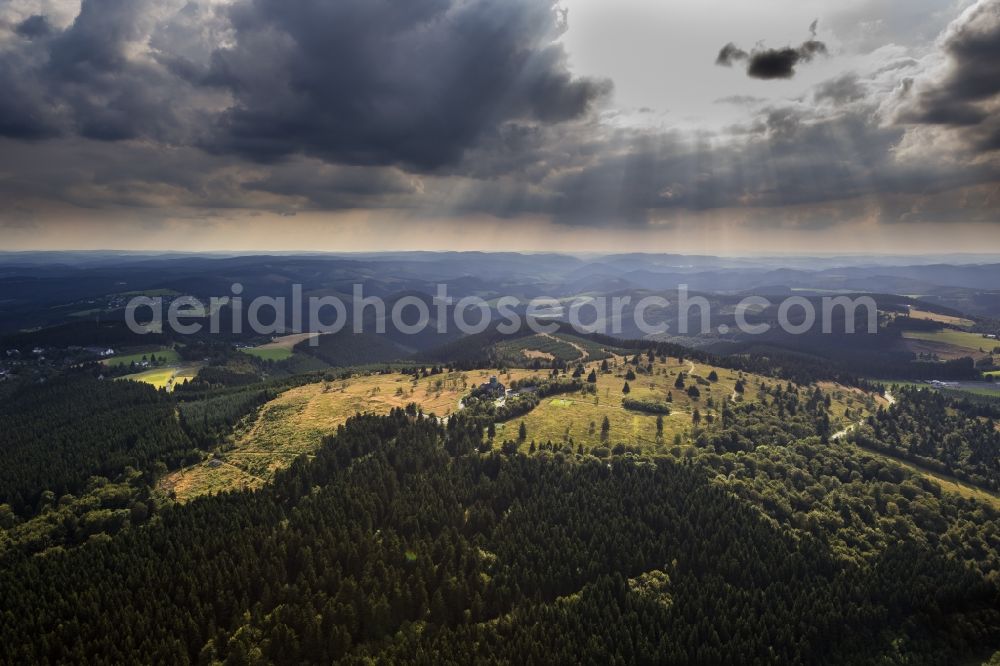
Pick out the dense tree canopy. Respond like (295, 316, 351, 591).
(2, 341, 999, 663)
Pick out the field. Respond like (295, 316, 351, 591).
(880, 379, 1000, 400)
(907, 308, 974, 328)
(945, 382, 1000, 397)
(117, 288, 181, 297)
(501, 356, 870, 452)
(69, 308, 103, 318)
(240, 347, 293, 361)
(158, 368, 537, 501)
(103, 348, 180, 367)
(240, 333, 319, 361)
(120, 363, 203, 391)
(901, 328, 997, 361)
(152, 353, 1000, 515)
(156, 358, 877, 502)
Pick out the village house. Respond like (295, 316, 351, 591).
(478, 375, 506, 398)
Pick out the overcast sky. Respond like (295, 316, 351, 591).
(0, 0, 998, 253)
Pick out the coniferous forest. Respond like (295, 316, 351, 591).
(4, 0, 1000, 657)
(1, 357, 999, 664)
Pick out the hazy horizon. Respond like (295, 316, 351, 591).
(5, 248, 1000, 262)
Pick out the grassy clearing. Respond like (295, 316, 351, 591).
(880, 379, 1000, 400)
(69, 308, 103, 318)
(158, 459, 265, 500)
(117, 288, 181, 297)
(241, 347, 294, 361)
(902, 329, 995, 353)
(120, 363, 203, 391)
(160, 368, 537, 502)
(103, 348, 180, 367)
(158, 358, 879, 503)
(241, 333, 320, 361)
(951, 384, 1000, 397)
(157, 353, 994, 514)
(504, 357, 869, 452)
(907, 308, 974, 328)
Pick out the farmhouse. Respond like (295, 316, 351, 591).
(478, 375, 507, 398)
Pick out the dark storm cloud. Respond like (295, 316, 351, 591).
(0, 0, 997, 234)
(0, 0, 207, 144)
(747, 40, 827, 79)
(0, 0, 611, 219)
(715, 43, 748, 67)
(43, 0, 182, 141)
(715, 23, 827, 80)
(0, 50, 60, 139)
(536, 110, 905, 225)
(458, 92, 1000, 229)
(242, 162, 421, 210)
(14, 15, 52, 38)
(0, 0, 607, 168)
(897, 0, 1000, 153)
(201, 0, 610, 169)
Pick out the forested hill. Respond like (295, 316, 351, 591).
(1, 406, 998, 663)
(854, 387, 1000, 492)
(0, 377, 195, 512)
